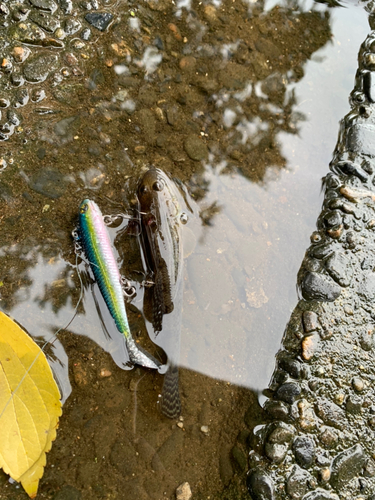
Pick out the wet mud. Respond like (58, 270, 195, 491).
(0, 0, 369, 498)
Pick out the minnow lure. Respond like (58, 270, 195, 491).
(138, 169, 194, 418)
(78, 199, 160, 370)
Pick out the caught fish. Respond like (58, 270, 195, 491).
(138, 168, 196, 418)
(78, 199, 160, 370)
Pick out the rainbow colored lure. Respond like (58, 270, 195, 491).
(78, 199, 159, 370)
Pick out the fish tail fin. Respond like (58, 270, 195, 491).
(160, 364, 181, 419)
(126, 337, 160, 370)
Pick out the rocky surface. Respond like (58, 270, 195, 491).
(245, 30, 375, 500)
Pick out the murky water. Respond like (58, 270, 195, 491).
(0, 0, 371, 498)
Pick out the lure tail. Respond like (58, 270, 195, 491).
(160, 363, 181, 419)
(126, 337, 161, 370)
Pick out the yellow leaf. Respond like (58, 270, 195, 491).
(0, 311, 62, 498)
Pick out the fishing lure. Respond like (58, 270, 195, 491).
(77, 199, 160, 370)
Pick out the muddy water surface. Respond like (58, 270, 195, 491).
(0, 0, 370, 498)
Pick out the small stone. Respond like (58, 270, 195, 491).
(184, 135, 208, 161)
(319, 427, 338, 448)
(320, 467, 331, 483)
(327, 224, 343, 239)
(293, 435, 315, 468)
(352, 376, 365, 392)
(99, 369, 111, 378)
(346, 394, 362, 414)
(302, 311, 319, 333)
(30, 0, 57, 12)
(264, 422, 295, 463)
(12, 46, 30, 63)
(179, 56, 196, 71)
(315, 398, 346, 429)
(276, 382, 301, 404)
(301, 272, 341, 302)
(302, 334, 319, 361)
(177, 422, 184, 429)
(334, 392, 345, 405)
(23, 53, 59, 83)
(73, 362, 88, 386)
(325, 252, 352, 287)
(200, 425, 209, 434)
(176, 482, 192, 500)
(286, 465, 311, 499)
(85, 12, 113, 31)
(247, 469, 275, 500)
(302, 490, 338, 500)
(330, 444, 366, 490)
(246, 287, 269, 308)
(203, 4, 218, 23)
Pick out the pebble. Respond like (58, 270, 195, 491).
(200, 425, 209, 434)
(330, 444, 366, 490)
(286, 465, 311, 499)
(325, 252, 352, 287)
(315, 398, 346, 429)
(302, 311, 319, 333)
(99, 368, 111, 378)
(293, 435, 315, 468)
(184, 135, 208, 161)
(179, 56, 196, 71)
(247, 469, 275, 500)
(176, 482, 192, 500)
(264, 422, 295, 463)
(319, 427, 338, 448)
(302, 334, 319, 361)
(352, 376, 365, 392)
(12, 46, 30, 63)
(301, 272, 341, 302)
(275, 382, 301, 404)
(85, 12, 113, 31)
(23, 53, 58, 83)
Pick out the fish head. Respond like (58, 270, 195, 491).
(138, 168, 180, 223)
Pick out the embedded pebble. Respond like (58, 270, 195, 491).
(184, 135, 208, 161)
(325, 252, 352, 287)
(345, 394, 362, 414)
(319, 427, 337, 449)
(301, 272, 341, 302)
(23, 53, 59, 82)
(352, 376, 365, 392)
(330, 444, 366, 490)
(302, 334, 319, 361)
(302, 489, 339, 500)
(315, 398, 346, 429)
(276, 382, 301, 404)
(246, 469, 275, 500)
(286, 465, 311, 499)
(302, 311, 319, 333)
(200, 425, 209, 435)
(30, 0, 58, 13)
(85, 12, 113, 31)
(264, 422, 295, 463)
(176, 482, 192, 500)
(293, 435, 315, 468)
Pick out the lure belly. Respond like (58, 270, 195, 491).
(78, 199, 159, 370)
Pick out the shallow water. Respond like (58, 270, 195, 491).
(0, 0, 371, 498)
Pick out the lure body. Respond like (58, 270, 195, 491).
(78, 199, 159, 370)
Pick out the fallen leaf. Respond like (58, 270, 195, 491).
(0, 311, 61, 498)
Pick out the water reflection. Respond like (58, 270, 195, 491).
(0, 0, 370, 496)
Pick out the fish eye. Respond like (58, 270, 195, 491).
(80, 203, 88, 214)
(153, 180, 164, 191)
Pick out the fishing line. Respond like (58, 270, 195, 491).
(0, 252, 85, 421)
